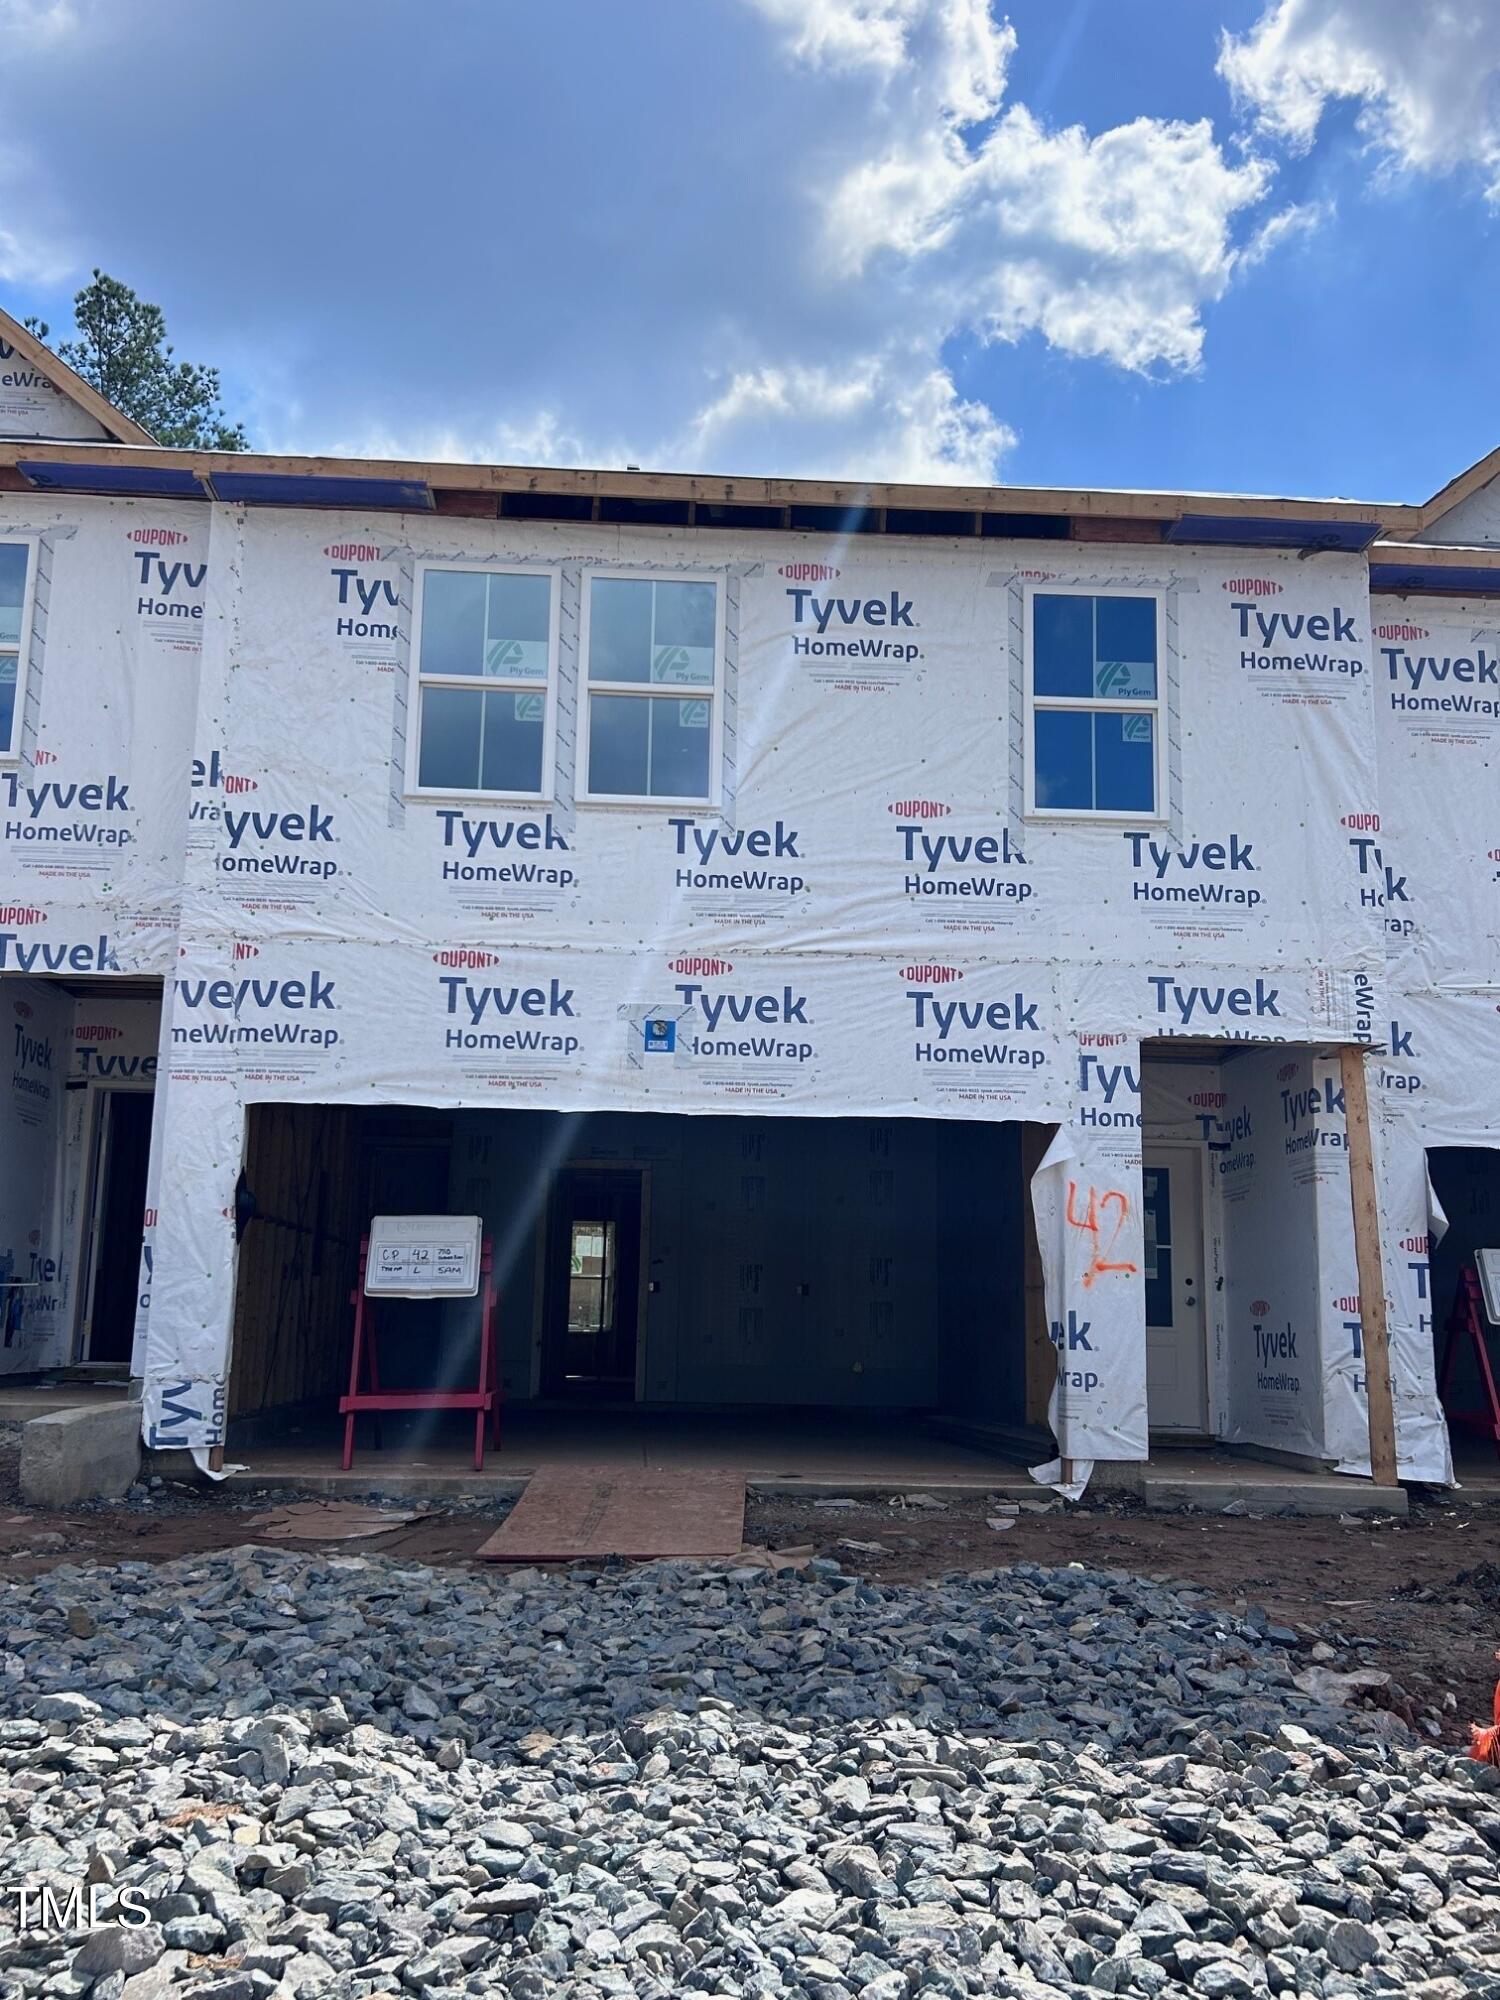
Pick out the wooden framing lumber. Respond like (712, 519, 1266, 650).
(0, 434, 1426, 536)
(1338, 1045, 1400, 1488)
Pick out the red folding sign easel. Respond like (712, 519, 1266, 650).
(340, 1233, 500, 1470)
(1438, 1265, 1500, 1464)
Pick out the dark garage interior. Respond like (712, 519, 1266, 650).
(226, 1104, 1054, 1467)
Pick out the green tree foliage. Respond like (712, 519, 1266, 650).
(41, 271, 248, 450)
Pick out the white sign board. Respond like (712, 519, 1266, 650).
(364, 1215, 482, 1298)
(1478, 1249, 1500, 1327)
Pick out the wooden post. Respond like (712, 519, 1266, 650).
(1338, 1045, 1399, 1488)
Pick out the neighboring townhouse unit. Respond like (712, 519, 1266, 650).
(1, 309, 1497, 1492)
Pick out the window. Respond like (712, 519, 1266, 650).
(0, 540, 37, 760)
(409, 565, 558, 798)
(580, 573, 722, 803)
(1026, 588, 1162, 818)
(568, 1220, 617, 1334)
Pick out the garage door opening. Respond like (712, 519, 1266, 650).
(227, 1103, 1052, 1477)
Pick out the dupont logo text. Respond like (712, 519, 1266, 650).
(433, 949, 502, 970)
(669, 956, 733, 977)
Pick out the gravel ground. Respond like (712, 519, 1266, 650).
(3, 1540, 1500, 2000)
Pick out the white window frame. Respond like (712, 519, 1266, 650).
(578, 569, 726, 808)
(1023, 583, 1166, 823)
(405, 561, 561, 803)
(0, 535, 39, 763)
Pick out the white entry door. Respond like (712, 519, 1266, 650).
(1143, 1146, 1209, 1434)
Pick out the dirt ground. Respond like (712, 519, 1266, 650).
(2, 1429, 1496, 1751)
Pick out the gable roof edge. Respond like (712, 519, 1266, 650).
(0, 305, 158, 448)
(1421, 443, 1500, 533)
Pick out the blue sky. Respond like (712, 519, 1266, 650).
(2, 0, 1497, 503)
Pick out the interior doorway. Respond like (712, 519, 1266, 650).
(542, 1164, 646, 1400)
(81, 1089, 154, 1364)
(1428, 1146, 1500, 1468)
(1143, 1143, 1209, 1435)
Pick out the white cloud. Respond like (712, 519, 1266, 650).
(747, 0, 1013, 121)
(701, 0, 1281, 481)
(751, 0, 1274, 394)
(677, 350, 1017, 483)
(1234, 196, 1333, 274)
(326, 355, 1015, 489)
(0, 0, 82, 43)
(371, 2, 1276, 485)
(0, 221, 72, 287)
(298, 408, 623, 472)
(1220, 0, 1500, 200)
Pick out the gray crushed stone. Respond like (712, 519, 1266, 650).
(1, 1547, 1497, 1999)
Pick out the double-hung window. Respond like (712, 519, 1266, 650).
(410, 565, 559, 799)
(0, 539, 37, 760)
(1026, 588, 1162, 818)
(580, 573, 723, 804)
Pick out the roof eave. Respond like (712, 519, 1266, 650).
(0, 437, 1426, 536)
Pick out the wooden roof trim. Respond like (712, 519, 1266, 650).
(1419, 445, 1500, 531)
(1371, 539, 1500, 568)
(0, 435, 1425, 532)
(0, 307, 157, 449)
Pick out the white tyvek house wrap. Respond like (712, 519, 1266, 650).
(1369, 593, 1499, 1486)
(0, 497, 207, 977)
(0, 338, 110, 443)
(3, 496, 1431, 1471)
(0, 497, 201, 1379)
(168, 516, 1386, 969)
(1030, 1035, 1146, 1490)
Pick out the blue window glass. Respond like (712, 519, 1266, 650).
(1032, 590, 1159, 814)
(1095, 713, 1155, 811)
(1094, 596, 1157, 699)
(0, 657, 15, 756)
(417, 685, 544, 794)
(0, 542, 28, 756)
(421, 570, 550, 681)
(590, 577, 715, 686)
(1034, 710, 1155, 813)
(420, 569, 484, 677)
(1035, 592, 1157, 700)
(589, 693, 711, 799)
(1033, 594, 1094, 697)
(0, 542, 27, 648)
(1033, 709, 1094, 810)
